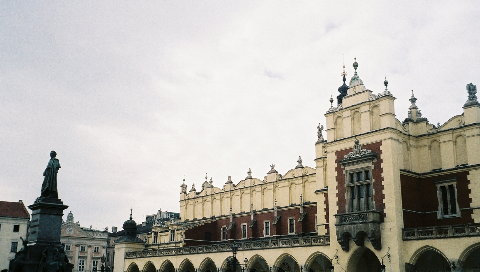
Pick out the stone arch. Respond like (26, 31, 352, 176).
(304, 252, 332, 272)
(220, 256, 240, 272)
(410, 246, 451, 272)
(459, 243, 480, 271)
(143, 261, 156, 272)
(430, 140, 442, 169)
(127, 263, 140, 272)
(346, 247, 381, 272)
(199, 257, 218, 272)
(371, 105, 380, 130)
(335, 116, 344, 139)
(247, 254, 270, 272)
(455, 134, 468, 165)
(273, 253, 300, 272)
(179, 258, 195, 272)
(159, 260, 175, 272)
(352, 111, 361, 135)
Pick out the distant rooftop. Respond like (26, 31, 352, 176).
(0, 200, 30, 219)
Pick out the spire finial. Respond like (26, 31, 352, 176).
(409, 90, 417, 107)
(205, 173, 208, 182)
(246, 168, 252, 179)
(353, 58, 358, 75)
(129, 208, 132, 220)
(329, 95, 334, 108)
(384, 76, 388, 91)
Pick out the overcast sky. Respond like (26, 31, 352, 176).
(1, 1, 479, 230)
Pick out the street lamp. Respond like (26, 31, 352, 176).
(229, 242, 248, 272)
(380, 248, 391, 272)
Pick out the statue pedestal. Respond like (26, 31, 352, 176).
(27, 197, 68, 245)
(9, 197, 72, 272)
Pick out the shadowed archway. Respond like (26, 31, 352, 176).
(304, 252, 333, 272)
(127, 263, 140, 272)
(247, 254, 270, 272)
(143, 261, 156, 272)
(273, 254, 300, 272)
(160, 260, 175, 272)
(199, 258, 218, 272)
(411, 246, 451, 272)
(179, 259, 195, 272)
(347, 247, 381, 272)
(460, 243, 480, 271)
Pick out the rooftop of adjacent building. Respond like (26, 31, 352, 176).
(0, 200, 30, 219)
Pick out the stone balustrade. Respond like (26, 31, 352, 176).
(125, 235, 330, 259)
(403, 223, 480, 240)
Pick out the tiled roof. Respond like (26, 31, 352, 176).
(0, 201, 30, 219)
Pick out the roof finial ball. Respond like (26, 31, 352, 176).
(353, 58, 359, 74)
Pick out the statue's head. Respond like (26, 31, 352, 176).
(50, 151, 57, 158)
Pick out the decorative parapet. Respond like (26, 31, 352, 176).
(403, 223, 480, 240)
(125, 235, 330, 259)
(334, 211, 383, 251)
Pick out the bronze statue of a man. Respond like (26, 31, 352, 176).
(41, 151, 61, 198)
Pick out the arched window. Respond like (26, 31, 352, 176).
(335, 116, 344, 139)
(352, 111, 361, 135)
(371, 106, 380, 130)
(430, 140, 441, 170)
(455, 135, 467, 165)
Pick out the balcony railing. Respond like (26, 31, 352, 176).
(334, 210, 382, 226)
(403, 223, 480, 240)
(125, 235, 330, 259)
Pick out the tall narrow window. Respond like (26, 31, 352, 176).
(11, 242, 18, 253)
(288, 218, 295, 234)
(221, 226, 228, 241)
(93, 260, 99, 271)
(153, 232, 158, 244)
(264, 221, 270, 237)
(170, 230, 175, 242)
(347, 168, 373, 212)
(241, 224, 247, 239)
(78, 259, 85, 271)
(437, 182, 459, 218)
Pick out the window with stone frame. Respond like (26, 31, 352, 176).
(241, 223, 247, 239)
(346, 168, 374, 212)
(93, 260, 99, 271)
(288, 218, 295, 234)
(153, 232, 158, 244)
(65, 244, 71, 251)
(94, 246, 99, 253)
(78, 259, 85, 271)
(11, 241, 18, 253)
(221, 226, 227, 240)
(436, 180, 460, 218)
(169, 230, 175, 242)
(264, 221, 270, 237)
(80, 245, 86, 252)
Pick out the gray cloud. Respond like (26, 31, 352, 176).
(1, 1, 479, 229)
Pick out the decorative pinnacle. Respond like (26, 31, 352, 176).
(384, 76, 388, 91)
(409, 90, 417, 108)
(341, 64, 347, 82)
(329, 95, 334, 108)
(246, 168, 252, 179)
(205, 173, 208, 182)
(129, 209, 132, 220)
(296, 156, 304, 168)
(353, 58, 358, 74)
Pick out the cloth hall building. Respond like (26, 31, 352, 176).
(114, 61, 480, 272)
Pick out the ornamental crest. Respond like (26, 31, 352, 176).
(342, 139, 377, 164)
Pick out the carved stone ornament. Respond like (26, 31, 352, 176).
(341, 139, 377, 166)
(295, 156, 304, 169)
(334, 211, 383, 252)
(464, 83, 479, 107)
(268, 164, 278, 174)
(316, 123, 325, 143)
